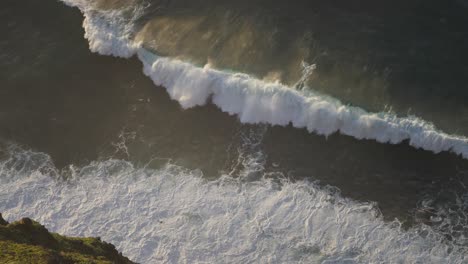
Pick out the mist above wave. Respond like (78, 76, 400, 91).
(60, 0, 468, 160)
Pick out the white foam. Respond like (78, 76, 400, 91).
(61, 0, 142, 58)
(62, 0, 468, 159)
(0, 148, 466, 263)
(138, 50, 468, 158)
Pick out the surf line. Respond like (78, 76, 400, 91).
(136, 48, 468, 159)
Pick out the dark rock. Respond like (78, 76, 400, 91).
(0, 214, 8, 226)
(18, 217, 33, 226)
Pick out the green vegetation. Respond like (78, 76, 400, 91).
(0, 213, 135, 264)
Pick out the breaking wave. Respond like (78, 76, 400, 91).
(60, 0, 468, 159)
(0, 146, 467, 263)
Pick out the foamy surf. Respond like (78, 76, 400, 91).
(60, 0, 468, 159)
(0, 147, 466, 263)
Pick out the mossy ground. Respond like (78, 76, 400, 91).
(0, 214, 135, 264)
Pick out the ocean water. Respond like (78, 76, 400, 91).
(0, 144, 467, 263)
(1, 0, 468, 263)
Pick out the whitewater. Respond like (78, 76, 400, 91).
(3, 1, 468, 263)
(0, 145, 466, 263)
(58, 0, 468, 160)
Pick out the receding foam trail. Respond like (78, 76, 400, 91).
(61, 0, 468, 159)
(1, 147, 466, 263)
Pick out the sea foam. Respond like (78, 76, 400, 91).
(61, 0, 468, 159)
(0, 147, 466, 263)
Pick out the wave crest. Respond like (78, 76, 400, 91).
(62, 0, 468, 159)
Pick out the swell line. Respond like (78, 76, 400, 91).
(63, 0, 468, 159)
